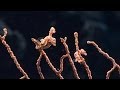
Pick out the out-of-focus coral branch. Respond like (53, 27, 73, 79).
(0, 28, 29, 79)
(87, 41, 120, 79)
(74, 32, 92, 79)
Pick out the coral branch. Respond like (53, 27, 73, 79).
(74, 32, 79, 51)
(41, 50, 64, 79)
(74, 32, 92, 79)
(32, 38, 64, 79)
(60, 37, 80, 79)
(32, 37, 80, 79)
(32, 27, 80, 79)
(0, 28, 30, 79)
(81, 61, 92, 79)
(32, 27, 63, 79)
(36, 53, 45, 79)
(58, 54, 68, 73)
(87, 41, 120, 79)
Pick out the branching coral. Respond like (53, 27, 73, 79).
(32, 27, 80, 79)
(32, 27, 120, 79)
(0, 27, 119, 79)
(74, 32, 92, 79)
(60, 37, 80, 79)
(87, 41, 120, 79)
(0, 28, 29, 79)
(32, 27, 63, 79)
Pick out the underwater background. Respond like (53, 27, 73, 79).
(0, 11, 119, 79)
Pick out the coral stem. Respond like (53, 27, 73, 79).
(0, 28, 29, 79)
(87, 41, 120, 79)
